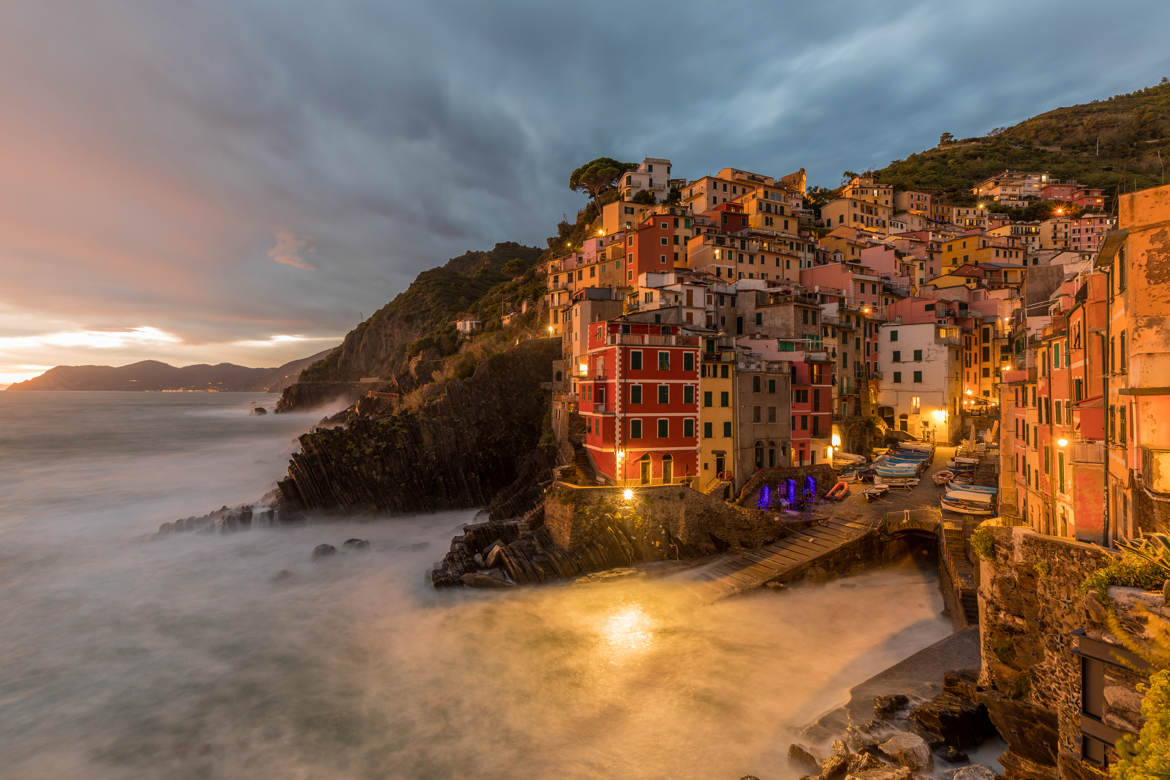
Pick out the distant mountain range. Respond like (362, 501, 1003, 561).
(4, 350, 333, 392)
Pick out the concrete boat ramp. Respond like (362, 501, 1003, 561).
(670, 513, 885, 602)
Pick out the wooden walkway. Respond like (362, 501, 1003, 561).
(671, 513, 883, 603)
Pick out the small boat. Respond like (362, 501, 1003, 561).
(825, 481, 850, 501)
(864, 484, 890, 501)
(875, 475, 920, 488)
(939, 496, 996, 516)
(932, 470, 954, 486)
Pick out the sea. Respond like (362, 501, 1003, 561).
(0, 391, 956, 779)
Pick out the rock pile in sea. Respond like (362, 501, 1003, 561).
(157, 504, 279, 535)
(785, 668, 1001, 780)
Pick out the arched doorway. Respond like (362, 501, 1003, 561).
(639, 454, 651, 485)
(661, 454, 673, 484)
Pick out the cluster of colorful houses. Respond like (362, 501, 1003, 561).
(541, 157, 1161, 508)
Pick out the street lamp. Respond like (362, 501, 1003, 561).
(622, 488, 634, 501)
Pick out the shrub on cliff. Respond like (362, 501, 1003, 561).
(1082, 554, 1168, 604)
(1113, 669, 1170, 779)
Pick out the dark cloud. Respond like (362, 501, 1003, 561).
(0, 0, 1168, 372)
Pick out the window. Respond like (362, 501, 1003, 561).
(630, 419, 642, 439)
(768, 379, 776, 393)
(720, 364, 729, 379)
(703, 391, 712, 407)
(684, 385, 695, 404)
(890, 330, 898, 342)
(720, 391, 729, 407)
(703, 422, 713, 438)
(658, 351, 670, 371)
(657, 419, 669, 438)
(800, 415, 808, 430)
(1120, 405, 1127, 445)
(684, 419, 695, 438)
(684, 353, 695, 372)
(630, 350, 642, 370)
(753, 406, 761, 422)
(913, 371, 922, 383)
(911, 396, 921, 413)
(630, 385, 642, 404)
(657, 385, 669, 404)
(753, 376, 761, 392)
(913, 349, 922, 362)
(723, 421, 732, 437)
(893, 371, 902, 383)
(893, 350, 901, 362)
(768, 407, 776, 423)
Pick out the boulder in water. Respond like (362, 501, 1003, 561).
(949, 765, 997, 780)
(878, 731, 931, 771)
(342, 538, 370, 551)
(251, 406, 267, 415)
(460, 572, 515, 588)
(786, 743, 821, 772)
(271, 569, 293, 582)
(311, 544, 337, 561)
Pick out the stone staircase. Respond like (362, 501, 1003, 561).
(941, 521, 980, 626)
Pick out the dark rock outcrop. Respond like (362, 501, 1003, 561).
(278, 339, 559, 516)
(342, 538, 370, 551)
(909, 670, 996, 751)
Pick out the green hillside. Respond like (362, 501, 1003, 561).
(873, 81, 1170, 205)
(280, 242, 545, 408)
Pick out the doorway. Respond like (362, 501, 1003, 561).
(639, 455, 651, 485)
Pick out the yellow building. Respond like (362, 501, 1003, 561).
(940, 234, 1026, 273)
(699, 349, 737, 492)
(601, 199, 653, 237)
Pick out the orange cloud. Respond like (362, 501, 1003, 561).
(268, 229, 316, 271)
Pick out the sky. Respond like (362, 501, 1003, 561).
(1, 1, 1168, 387)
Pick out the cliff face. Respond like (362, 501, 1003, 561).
(276, 242, 544, 411)
(277, 338, 559, 515)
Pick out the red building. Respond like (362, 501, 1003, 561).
(581, 320, 700, 484)
(789, 355, 834, 466)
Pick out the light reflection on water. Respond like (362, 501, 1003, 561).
(0, 393, 954, 779)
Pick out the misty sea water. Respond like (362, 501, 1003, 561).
(0, 391, 954, 779)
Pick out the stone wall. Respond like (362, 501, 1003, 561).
(976, 524, 1158, 779)
(544, 483, 792, 561)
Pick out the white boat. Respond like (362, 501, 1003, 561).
(939, 496, 996, 516)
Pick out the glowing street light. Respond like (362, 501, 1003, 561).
(1057, 438, 1069, 447)
(831, 433, 842, 447)
(932, 409, 947, 423)
(547, 325, 555, 335)
(622, 488, 634, 501)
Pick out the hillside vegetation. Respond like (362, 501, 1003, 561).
(287, 242, 544, 401)
(874, 81, 1170, 204)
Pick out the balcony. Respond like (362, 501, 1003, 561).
(604, 332, 696, 347)
(589, 403, 613, 415)
(1071, 441, 1105, 464)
